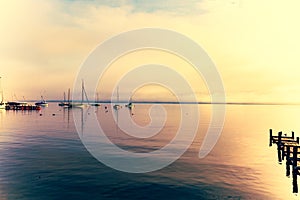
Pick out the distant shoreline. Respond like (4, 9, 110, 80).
(14, 100, 300, 106)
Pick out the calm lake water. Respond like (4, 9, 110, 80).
(0, 103, 300, 199)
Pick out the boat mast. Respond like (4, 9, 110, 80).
(81, 80, 84, 104)
(68, 88, 70, 103)
(81, 80, 89, 104)
(117, 86, 119, 103)
(63, 92, 66, 102)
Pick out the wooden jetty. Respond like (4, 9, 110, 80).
(269, 129, 300, 193)
(269, 129, 299, 163)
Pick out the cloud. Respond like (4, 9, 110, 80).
(63, 0, 205, 15)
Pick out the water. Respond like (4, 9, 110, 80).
(0, 103, 299, 199)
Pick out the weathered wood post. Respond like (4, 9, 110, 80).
(269, 129, 273, 146)
(292, 131, 295, 139)
(297, 137, 299, 144)
(293, 176, 298, 194)
(293, 146, 298, 193)
(278, 131, 282, 141)
(286, 146, 291, 176)
(278, 132, 282, 163)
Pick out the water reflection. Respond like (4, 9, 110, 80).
(0, 109, 4, 128)
(67, 104, 300, 198)
(1, 103, 300, 199)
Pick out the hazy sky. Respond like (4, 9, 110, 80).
(1, 0, 300, 102)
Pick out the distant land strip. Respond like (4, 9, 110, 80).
(22, 100, 300, 106)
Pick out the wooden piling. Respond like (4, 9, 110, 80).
(286, 146, 291, 176)
(293, 177, 298, 193)
(269, 129, 273, 146)
(278, 131, 282, 143)
(293, 146, 299, 193)
(277, 132, 283, 163)
(292, 131, 295, 139)
(293, 146, 297, 168)
(293, 147, 298, 176)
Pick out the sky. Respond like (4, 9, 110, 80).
(0, 0, 300, 103)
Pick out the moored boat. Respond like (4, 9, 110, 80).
(35, 96, 48, 107)
(69, 80, 89, 108)
(113, 86, 121, 110)
(91, 92, 100, 106)
(5, 101, 41, 110)
(125, 102, 134, 109)
(125, 96, 134, 109)
(58, 89, 71, 108)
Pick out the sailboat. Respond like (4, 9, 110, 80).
(0, 77, 5, 109)
(35, 95, 48, 107)
(113, 86, 121, 110)
(91, 92, 100, 106)
(58, 89, 71, 108)
(70, 80, 89, 108)
(125, 96, 134, 109)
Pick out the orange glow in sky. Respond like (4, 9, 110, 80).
(0, 0, 300, 103)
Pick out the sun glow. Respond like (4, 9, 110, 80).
(0, 0, 299, 103)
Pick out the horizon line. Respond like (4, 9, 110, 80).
(9, 100, 300, 106)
